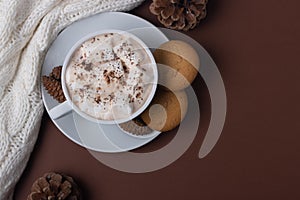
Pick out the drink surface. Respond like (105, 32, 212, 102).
(65, 32, 154, 120)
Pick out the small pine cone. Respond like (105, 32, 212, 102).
(50, 65, 62, 80)
(42, 76, 66, 103)
(27, 172, 82, 200)
(150, 0, 208, 31)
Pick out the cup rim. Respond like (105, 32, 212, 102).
(61, 29, 158, 124)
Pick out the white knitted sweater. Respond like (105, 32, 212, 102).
(0, 0, 144, 199)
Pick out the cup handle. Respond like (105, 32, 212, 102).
(49, 101, 72, 120)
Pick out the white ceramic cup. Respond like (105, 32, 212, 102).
(48, 29, 158, 124)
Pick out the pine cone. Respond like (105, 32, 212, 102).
(42, 66, 66, 103)
(27, 172, 82, 200)
(50, 66, 63, 80)
(150, 0, 208, 31)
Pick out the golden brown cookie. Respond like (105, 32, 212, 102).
(119, 117, 153, 136)
(141, 89, 188, 132)
(153, 40, 200, 91)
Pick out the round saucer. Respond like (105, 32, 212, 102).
(42, 12, 168, 152)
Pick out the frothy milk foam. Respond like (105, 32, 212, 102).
(65, 32, 154, 120)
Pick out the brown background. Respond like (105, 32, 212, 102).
(14, 0, 300, 199)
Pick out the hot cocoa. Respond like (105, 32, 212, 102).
(65, 32, 155, 120)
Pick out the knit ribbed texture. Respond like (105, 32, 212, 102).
(0, 0, 144, 199)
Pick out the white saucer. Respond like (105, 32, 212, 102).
(42, 12, 168, 152)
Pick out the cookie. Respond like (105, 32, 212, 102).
(153, 40, 200, 91)
(141, 89, 188, 132)
(119, 117, 153, 136)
